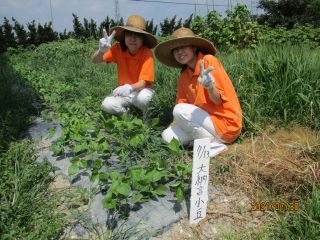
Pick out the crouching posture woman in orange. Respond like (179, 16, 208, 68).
(154, 28, 242, 156)
(92, 15, 157, 115)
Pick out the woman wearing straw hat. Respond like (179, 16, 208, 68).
(92, 15, 157, 116)
(154, 28, 242, 156)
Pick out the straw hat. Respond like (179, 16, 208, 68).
(109, 15, 157, 49)
(154, 28, 217, 68)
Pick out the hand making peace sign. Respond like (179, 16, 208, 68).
(99, 29, 116, 53)
(198, 60, 215, 89)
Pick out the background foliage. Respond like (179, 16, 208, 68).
(1, 2, 320, 53)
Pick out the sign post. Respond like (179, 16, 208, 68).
(189, 138, 211, 225)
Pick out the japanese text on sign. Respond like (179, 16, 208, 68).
(190, 138, 210, 225)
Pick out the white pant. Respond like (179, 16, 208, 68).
(162, 103, 225, 146)
(101, 88, 154, 115)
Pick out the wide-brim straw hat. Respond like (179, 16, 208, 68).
(109, 15, 157, 49)
(155, 28, 217, 68)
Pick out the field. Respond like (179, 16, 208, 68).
(1, 37, 319, 239)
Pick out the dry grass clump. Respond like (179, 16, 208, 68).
(211, 127, 320, 199)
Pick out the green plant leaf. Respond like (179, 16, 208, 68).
(298, 93, 308, 102)
(117, 182, 130, 197)
(154, 185, 167, 196)
(99, 172, 109, 182)
(90, 171, 99, 182)
(79, 159, 88, 169)
(151, 118, 160, 127)
(98, 142, 109, 152)
(129, 133, 145, 147)
(73, 143, 87, 153)
(131, 193, 143, 204)
(128, 166, 145, 183)
(167, 138, 181, 155)
(70, 157, 80, 164)
(52, 144, 63, 155)
(176, 186, 185, 203)
(110, 171, 120, 181)
(146, 169, 163, 182)
(68, 163, 79, 175)
(93, 159, 103, 169)
(169, 182, 182, 188)
(102, 193, 116, 209)
(48, 127, 56, 138)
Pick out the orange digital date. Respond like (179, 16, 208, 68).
(249, 200, 299, 212)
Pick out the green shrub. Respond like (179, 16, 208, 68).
(192, 5, 260, 51)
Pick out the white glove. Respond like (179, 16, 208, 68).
(99, 29, 115, 53)
(198, 60, 215, 89)
(113, 84, 133, 97)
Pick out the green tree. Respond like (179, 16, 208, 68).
(12, 18, 27, 47)
(27, 20, 37, 45)
(258, 0, 320, 28)
(72, 13, 84, 38)
(110, 17, 124, 29)
(146, 19, 158, 35)
(83, 18, 90, 38)
(59, 29, 71, 40)
(305, 0, 320, 26)
(2, 17, 16, 48)
(0, 25, 5, 53)
(183, 14, 193, 28)
(174, 18, 182, 31)
(89, 19, 97, 39)
(99, 16, 111, 37)
(160, 15, 177, 36)
(36, 22, 57, 45)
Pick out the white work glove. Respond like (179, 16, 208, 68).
(113, 84, 133, 97)
(198, 60, 215, 89)
(99, 29, 115, 53)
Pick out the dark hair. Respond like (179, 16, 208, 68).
(120, 39, 127, 51)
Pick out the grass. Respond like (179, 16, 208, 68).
(274, 185, 320, 240)
(220, 44, 320, 137)
(0, 140, 65, 239)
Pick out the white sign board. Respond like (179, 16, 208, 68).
(189, 138, 210, 225)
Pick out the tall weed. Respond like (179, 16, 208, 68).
(0, 140, 65, 239)
(220, 44, 320, 136)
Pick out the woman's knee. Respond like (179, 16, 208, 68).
(161, 124, 191, 145)
(101, 97, 125, 115)
(134, 88, 154, 110)
(173, 103, 191, 122)
(161, 127, 174, 144)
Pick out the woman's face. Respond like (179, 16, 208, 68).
(124, 31, 144, 55)
(172, 45, 197, 68)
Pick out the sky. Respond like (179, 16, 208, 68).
(0, 0, 262, 33)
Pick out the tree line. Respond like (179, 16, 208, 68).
(0, 13, 193, 53)
(1, 0, 319, 53)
